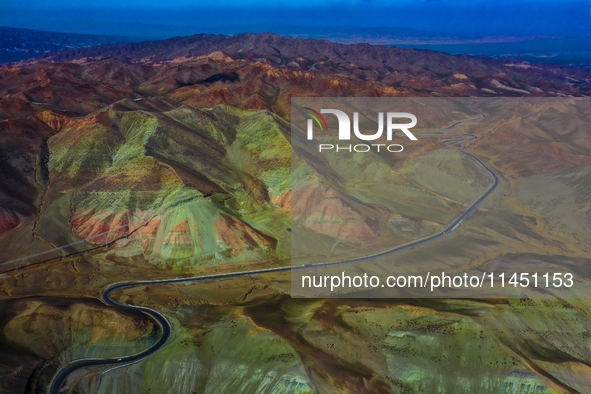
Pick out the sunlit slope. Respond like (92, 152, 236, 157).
(36, 102, 290, 266)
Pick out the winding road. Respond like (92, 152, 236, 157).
(48, 101, 498, 394)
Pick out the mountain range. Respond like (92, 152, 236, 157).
(0, 32, 590, 394)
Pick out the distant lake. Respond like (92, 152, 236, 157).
(394, 37, 589, 67)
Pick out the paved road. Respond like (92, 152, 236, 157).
(48, 293, 170, 394)
(48, 101, 498, 394)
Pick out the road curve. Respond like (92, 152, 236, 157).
(48, 102, 498, 394)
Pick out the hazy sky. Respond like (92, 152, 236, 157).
(0, 0, 588, 38)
